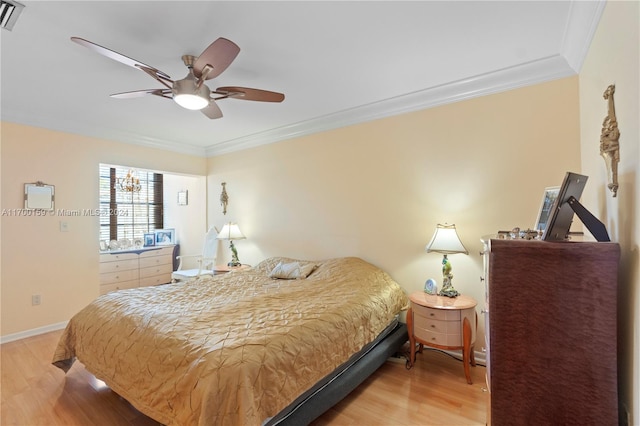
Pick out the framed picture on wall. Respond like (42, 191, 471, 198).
(177, 190, 188, 206)
(154, 229, 175, 245)
(534, 186, 560, 232)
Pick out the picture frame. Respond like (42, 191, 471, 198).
(154, 229, 175, 245)
(177, 190, 188, 206)
(144, 233, 155, 247)
(534, 186, 560, 232)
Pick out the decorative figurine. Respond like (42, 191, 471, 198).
(439, 255, 460, 298)
(600, 84, 620, 197)
(220, 182, 229, 215)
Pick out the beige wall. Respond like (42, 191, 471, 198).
(0, 122, 207, 337)
(579, 1, 640, 423)
(163, 173, 208, 269)
(208, 76, 582, 350)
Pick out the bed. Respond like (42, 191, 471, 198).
(52, 256, 409, 425)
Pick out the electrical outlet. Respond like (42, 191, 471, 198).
(31, 295, 41, 306)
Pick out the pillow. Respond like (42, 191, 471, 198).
(268, 261, 316, 280)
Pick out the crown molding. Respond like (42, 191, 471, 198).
(205, 54, 576, 156)
(1, 53, 578, 159)
(560, 0, 606, 73)
(4, 1, 603, 159)
(1, 112, 208, 157)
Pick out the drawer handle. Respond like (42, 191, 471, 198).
(429, 313, 435, 317)
(430, 325, 436, 328)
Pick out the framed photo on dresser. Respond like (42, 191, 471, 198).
(534, 186, 560, 232)
(144, 233, 155, 247)
(154, 229, 175, 245)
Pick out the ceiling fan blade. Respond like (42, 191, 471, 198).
(201, 101, 223, 119)
(71, 37, 171, 80)
(193, 38, 240, 80)
(215, 86, 285, 102)
(110, 89, 171, 99)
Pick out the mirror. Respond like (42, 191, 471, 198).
(24, 182, 55, 210)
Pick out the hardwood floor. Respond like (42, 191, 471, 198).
(1, 330, 487, 425)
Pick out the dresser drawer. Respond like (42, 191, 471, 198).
(139, 255, 172, 269)
(99, 258, 139, 274)
(139, 273, 172, 287)
(139, 246, 174, 258)
(100, 279, 139, 294)
(99, 252, 139, 263)
(99, 268, 139, 285)
(412, 303, 461, 321)
(414, 315, 461, 335)
(414, 327, 462, 347)
(140, 263, 172, 278)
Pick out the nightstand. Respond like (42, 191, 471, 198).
(213, 264, 250, 274)
(407, 291, 477, 384)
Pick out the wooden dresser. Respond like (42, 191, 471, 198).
(481, 238, 620, 425)
(99, 246, 175, 294)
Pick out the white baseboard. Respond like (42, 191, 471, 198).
(0, 321, 68, 344)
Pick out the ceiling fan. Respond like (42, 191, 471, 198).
(70, 36, 284, 119)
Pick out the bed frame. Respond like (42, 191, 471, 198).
(265, 320, 408, 425)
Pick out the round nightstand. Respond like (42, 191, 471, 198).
(406, 291, 477, 384)
(213, 264, 250, 274)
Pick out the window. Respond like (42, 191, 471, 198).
(99, 164, 163, 241)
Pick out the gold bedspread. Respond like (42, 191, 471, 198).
(52, 256, 408, 425)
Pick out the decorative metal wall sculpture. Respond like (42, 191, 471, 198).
(220, 182, 229, 215)
(600, 84, 620, 197)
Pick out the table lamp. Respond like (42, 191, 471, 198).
(217, 222, 246, 267)
(425, 223, 468, 297)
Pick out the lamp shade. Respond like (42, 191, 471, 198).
(216, 223, 246, 240)
(425, 223, 468, 254)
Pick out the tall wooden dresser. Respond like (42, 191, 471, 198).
(481, 237, 620, 425)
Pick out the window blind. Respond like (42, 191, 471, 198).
(99, 165, 163, 241)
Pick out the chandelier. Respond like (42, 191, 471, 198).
(115, 169, 141, 192)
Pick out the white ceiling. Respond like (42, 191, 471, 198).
(1, 1, 605, 157)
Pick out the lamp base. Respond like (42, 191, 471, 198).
(228, 240, 241, 268)
(438, 287, 460, 298)
(439, 273, 459, 298)
(438, 255, 459, 297)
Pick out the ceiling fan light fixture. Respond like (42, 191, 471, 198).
(173, 72, 210, 110)
(174, 93, 209, 110)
